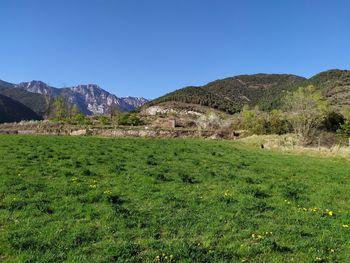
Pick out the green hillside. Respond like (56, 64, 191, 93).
(303, 69, 350, 110)
(146, 74, 306, 113)
(0, 85, 48, 117)
(147, 86, 239, 113)
(0, 94, 42, 123)
(203, 74, 306, 110)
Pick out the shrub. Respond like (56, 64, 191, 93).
(321, 111, 345, 132)
(98, 116, 110, 125)
(195, 112, 226, 130)
(118, 113, 144, 126)
(73, 113, 88, 125)
(337, 121, 350, 142)
(234, 107, 291, 135)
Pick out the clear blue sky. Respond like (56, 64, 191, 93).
(0, 0, 349, 98)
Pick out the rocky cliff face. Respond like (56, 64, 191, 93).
(15, 81, 60, 96)
(14, 80, 148, 114)
(121, 97, 149, 110)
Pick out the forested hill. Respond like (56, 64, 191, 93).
(0, 84, 49, 117)
(0, 94, 42, 123)
(302, 69, 350, 110)
(147, 86, 240, 114)
(146, 74, 306, 113)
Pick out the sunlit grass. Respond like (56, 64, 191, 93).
(0, 135, 350, 262)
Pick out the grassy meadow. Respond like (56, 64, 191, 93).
(1, 135, 350, 262)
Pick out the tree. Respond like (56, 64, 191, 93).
(107, 103, 120, 124)
(267, 109, 291, 135)
(195, 111, 223, 130)
(70, 105, 87, 125)
(337, 122, 350, 138)
(71, 105, 81, 117)
(342, 106, 350, 121)
(321, 111, 344, 132)
(282, 85, 329, 144)
(43, 94, 55, 118)
(53, 96, 68, 120)
(336, 106, 350, 145)
(235, 106, 291, 135)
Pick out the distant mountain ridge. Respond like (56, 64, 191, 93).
(2, 69, 349, 120)
(0, 83, 49, 117)
(12, 80, 148, 115)
(0, 94, 42, 123)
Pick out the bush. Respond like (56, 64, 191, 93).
(337, 121, 350, 139)
(268, 110, 292, 135)
(234, 107, 291, 135)
(195, 112, 224, 130)
(321, 111, 345, 132)
(73, 113, 88, 125)
(98, 116, 110, 125)
(118, 113, 144, 126)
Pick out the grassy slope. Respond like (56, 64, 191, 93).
(0, 136, 350, 262)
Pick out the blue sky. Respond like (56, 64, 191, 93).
(0, 0, 349, 98)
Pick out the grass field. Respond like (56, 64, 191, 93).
(1, 135, 350, 262)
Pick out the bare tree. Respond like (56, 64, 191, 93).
(107, 102, 121, 126)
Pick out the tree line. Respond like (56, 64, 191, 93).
(49, 96, 143, 126)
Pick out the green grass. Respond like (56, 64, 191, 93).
(1, 136, 350, 262)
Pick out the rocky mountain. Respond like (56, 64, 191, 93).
(0, 94, 42, 123)
(2, 80, 148, 115)
(122, 97, 149, 110)
(2, 69, 349, 119)
(146, 74, 306, 113)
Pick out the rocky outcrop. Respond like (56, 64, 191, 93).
(141, 105, 202, 116)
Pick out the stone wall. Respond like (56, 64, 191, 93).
(0, 122, 239, 139)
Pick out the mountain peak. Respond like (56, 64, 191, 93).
(4, 79, 148, 115)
